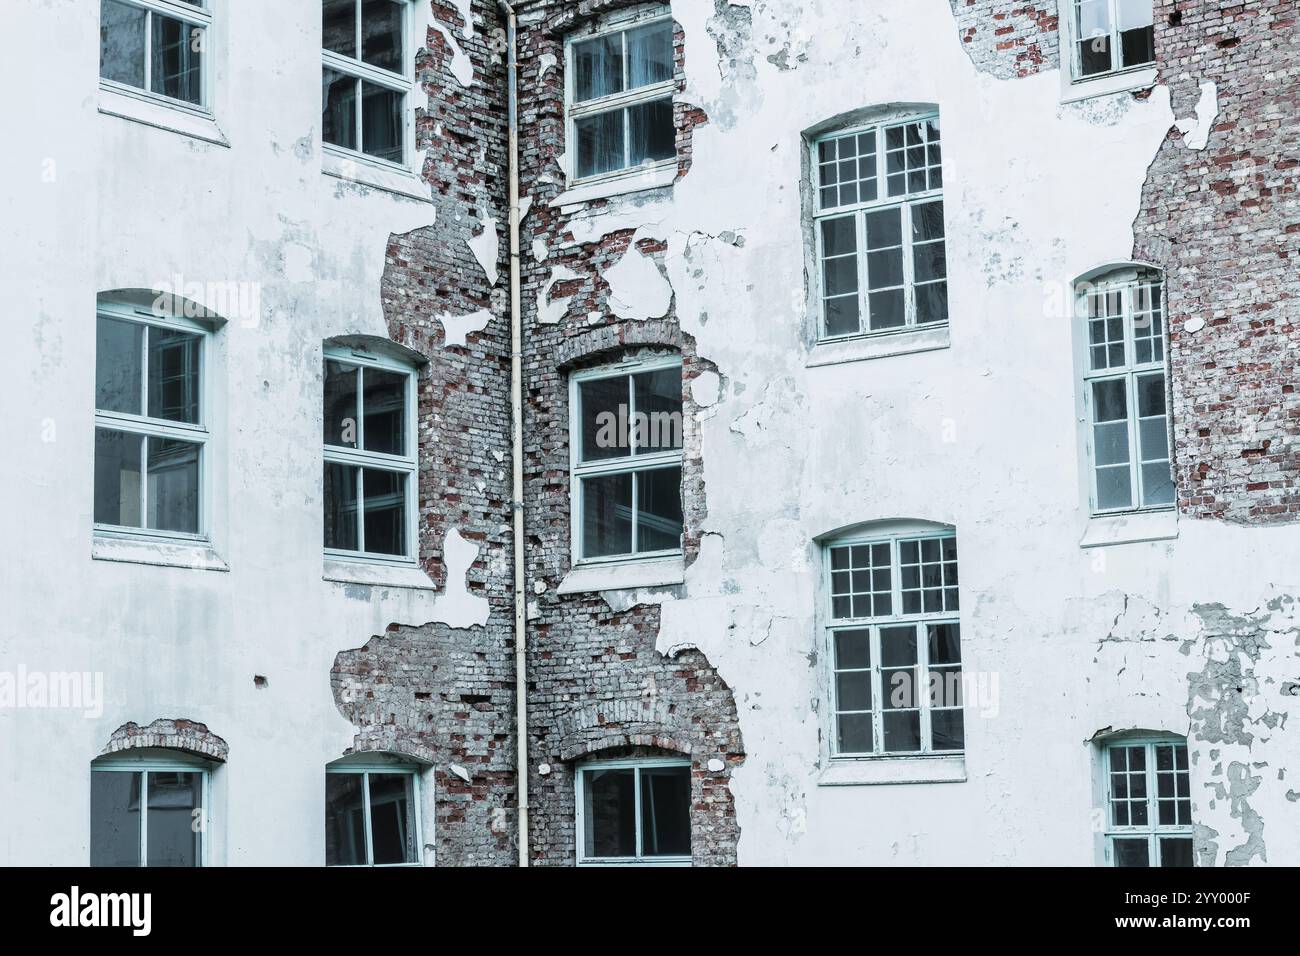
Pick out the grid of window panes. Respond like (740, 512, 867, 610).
(1082, 271, 1173, 513)
(325, 769, 420, 866)
(99, 0, 208, 106)
(1074, 0, 1155, 79)
(828, 533, 963, 756)
(578, 761, 691, 864)
(90, 767, 205, 867)
(1106, 740, 1193, 867)
(94, 314, 204, 536)
(573, 363, 683, 561)
(815, 117, 946, 339)
(569, 16, 676, 180)
(322, 356, 414, 558)
(322, 0, 408, 163)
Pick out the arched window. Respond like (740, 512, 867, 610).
(324, 754, 423, 867)
(821, 520, 963, 757)
(1099, 734, 1193, 867)
(1077, 266, 1174, 514)
(91, 748, 210, 867)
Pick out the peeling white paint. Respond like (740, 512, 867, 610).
(1175, 80, 1218, 150)
(602, 238, 673, 321)
(467, 214, 500, 286)
(537, 264, 582, 325)
(437, 307, 492, 347)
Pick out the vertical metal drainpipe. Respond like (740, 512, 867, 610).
(496, 0, 528, 867)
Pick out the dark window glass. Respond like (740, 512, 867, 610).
(582, 472, 633, 558)
(362, 367, 407, 455)
(322, 69, 358, 150)
(324, 462, 360, 550)
(146, 438, 200, 533)
(100, 0, 146, 88)
(324, 361, 360, 447)
(145, 772, 202, 867)
(361, 82, 404, 162)
(361, 0, 403, 72)
(362, 468, 406, 555)
(368, 773, 418, 864)
(637, 466, 683, 552)
(640, 766, 691, 857)
(325, 773, 366, 866)
(96, 317, 144, 415)
(323, 0, 357, 57)
(94, 429, 144, 527)
(583, 768, 636, 857)
(91, 771, 142, 867)
(151, 15, 202, 104)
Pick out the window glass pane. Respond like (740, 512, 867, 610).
(325, 773, 367, 866)
(583, 768, 635, 858)
(147, 327, 201, 423)
(151, 15, 203, 104)
(628, 21, 674, 89)
(821, 216, 857, 259)
(1113, 837, 1150, 867)
(362, 468, 407, 555)
(580, 375, 630, 461)
(817, 132, 878, 209)
(640, 766, 690, 857)
(362, 367, 408, 455)
(582, 472, 633, 558)
(323, 0, 357, 57)
(145, 771, 202, 867)
(94, 429, 143, 527)
(361, 82, 404, 162)
(633, 367, 683, 454)
(368, 773, 418, 865)
(928, 622, 961, 664)
(100, 0, 146, 88)
(824, 296, 860, 337)
(834, 628, 871, 669)
(930, 709, 964, 751)
(1097, 465, 1133, 511)
(1159, 837, 1193, 867)
(882, 710, 921, 752)
(361, 0, 404, 72)
(637, 466, 683, 552)
(91, 771, 142, 867)
(865, 207, 902, 249)
(915, 281, 949, 325)
(829, 544, 891, 618)
(823, 253, 859, 297)
(836, 670, 872, 711)
(868, 288, 905, 331)
(96, 317, 144, 415)
(324, 462, 360, 550)
(837, 713, 873, 754)
(1076, 0, 1113, 75)
(1118, 0, 1155, 67)
(628, 98, 675, 166)
(574, 34, 623, 101)
(324, 361, 360, 447)
(147, 438, 200, 534)
(576, 109, 625, 179)
(322, 69, 358, 150)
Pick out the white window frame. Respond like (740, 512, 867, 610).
(1058, 0, 1158, 100)
(563, 4, 677, 189)
(321, 0, 416, 172)
(324, 762, 424, 868)
(99, 0, 213, 115)
(568, 354, 684, 568)
(322, 346, 419, 566)
(94, 301, 212, 544)
(91, 754, 211, 868)
(575, 756, 692, 867)
(823, 522, 964, 760)
(1101, 737, 1194, 867)
(810, 110, 946, 343)
(1077, 267, 1173, 517)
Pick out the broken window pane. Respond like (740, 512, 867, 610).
(583, 768, 636, 858)
(100, 0, 147, 89)
(147, 437, 200, 534)
(640, 766, 690, 857)
(145, 771, 202, 867)
(322, 69, 358, 151)
(368, 773, 418, 865)
(91, 771, 142, 867)
(360, 0, 403, 73)
(151, 14, 202, 104)
(96, 317, 144, 415)
(582, 472, 633, 558)
(94, 429, 144, 527)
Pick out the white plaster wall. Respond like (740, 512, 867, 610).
(0, 0, 483, 865)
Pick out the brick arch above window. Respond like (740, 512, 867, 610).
(546, 0, 671, 38)
(558, 732, 691, 764)
(100, 717, 228, 763)
(554, 319, 683, 371)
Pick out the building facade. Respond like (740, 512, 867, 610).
(1, 0, 1297, 867)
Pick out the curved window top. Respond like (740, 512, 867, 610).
(818, 517, 953, 545)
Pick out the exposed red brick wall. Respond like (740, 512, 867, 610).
(950, 0, 1060, 78)
(101, 718, 228, 762)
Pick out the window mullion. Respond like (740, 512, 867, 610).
(917, 621, 931, 754)
(856, 210, 869, 335)
(1127, 371, 1142, 507)
(631, 469, 639, 554)
(633, 766, 644, 860)
(139, 770, 149, 866)
(143, 11, 153, 93)
(870, 626, 884, 754)
(356, 464, 366, 553)
(139, 428, 149, 530)
(902, 202, 917, 328)
(361, 771, 374, 866)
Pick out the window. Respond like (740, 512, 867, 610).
(94, 306, 207, 538)
(576, 758, 691, 866)
(322, 0, 412, 165)
(1070, 0, 1155, 80)
(825, 526, 964, 757)
(1103, 738, 1194, 867)
(325, 762, 421, 866)
(566, 8, 676, 182)
(99, 0, 209, 107)
(91, 756, 207, 867)
(322, 348, 417, 561)
(1079, 268, 1174, 514)
(570, 357, 683, 563)
(812, 113, 947, 340)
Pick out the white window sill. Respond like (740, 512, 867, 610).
(818, 754, 967, 787)
(323, 558, 438, 591)
(322, 149, 433, 203)
(1079, 509, 1178, 549)
(92, 533, 229, 572)
(1060, 67, 1157, 104)
(551, 164, 677, 210)
(807, 324, 950, 367)
(557, 557, 686, 595)
(98, 83, 228, 147)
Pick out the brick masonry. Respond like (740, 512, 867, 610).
(949, 0, 1060, 78)
(101, 718, 229, 763)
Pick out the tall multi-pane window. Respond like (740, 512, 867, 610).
(825, 525, 964, 757)
(322, 0, 411, 165)
(94, 306, 207, 538)
(566, 8, 676, 182)
(322, 348, 416, 561)
(100, 0, 210, 107)
(813, 113, 947, 340)
(576, 758, 691, 866)
(91, 755, 208, 867)
(1071, 0, 1155, 80)
(570, 357, 684, 563)
(1103, 738, 1194, 867)
(325, 761, 421, 867)
(1079, 268, 1174, 513)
